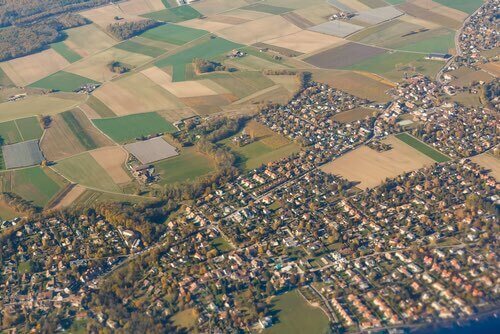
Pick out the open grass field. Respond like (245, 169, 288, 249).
(191, 0, 251, 16)
(241, 3, 291, 14)
(50, 184, 86, 210)
(433, 0, 484, 14)
(30, 71, 99, 92)
(0, 94, 86, 123)
(177, 17, 233, 32)
(119, 0, 166, 15)
(171, 308, 198, 331)
(66, 48, 152, 82)
(0, 49, 70, 86)
(154, 147, 214, 185)
(93, 73, 184, 115)
(333, 107, 378, 123)
(51, 41, 83, 63)
(90, 146, 131, 184)
(140, 24, 206, 45)
(155, 37, 243, 81)
(304, 42, 386, 69)
(264, 290, 330, 334)
(0, 199, 22, 220)
(449, 67, 494, 87)
(63, 24, 117, 57)
(115, 39, 166, 57)
(71, 189, 151, 208)
(218, 15, 302, 45)
(450, 92, 483, 108)
(53, 153, 123, 192)
(322, 135, 436, 189)
(388, 28, 456, 54)
(396, 3, 462, 29)
(291, 3, 337, 26)
(395, 133, 450, 162)
(198, 71, 275, 100)
(142, 5, 201, 23)
(80, 5, 145, 30)
(93, 112, 177, 143)
(266, 74, 300, 94)
(471, 153, 500, 180)
(0, 116, 43, 145)
(1, 166, 67, 208)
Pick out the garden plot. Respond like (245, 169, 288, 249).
(3, 140, 44, 169)
(218, 15, 301, 45)
(124, 137, 178, 164)
(354, 6, 403, 25)
(0, 49, 69, 86)
(308, 21, 364, 38)
(264, 30, 345, 54)
(304, 42, 385, 68)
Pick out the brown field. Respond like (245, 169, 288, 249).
(156, 108, 197, 123)
(178, 18, 233, 32)
(205, 15, 250, 25)
(181, 94, 235, 115)
(333, 107, 378, 123)
(321, 135, 435, 189)
(66, 48, 152, 82)
(93, 73, 183, 115)
(79, 103, 103, 119)
(304, 43, 386, 69)
(50, 184, 86, 210)
(265, 30, 345, 54)
(471, 153, 500, 180)
(337, 0, 370, 11)
(311, 69, 392, 102)
(410, 0, 468, 21)
(90, 146, 131, 184)
(80, 4, 144, 29)
(71, 108, 114, 145)
(281, 12, 315, 29)
(292, 3, 338, 25)
(218, 15, 302, 45)
(0, 49, 70, 86)
(266, 74, 300, 93)
(141, 67, 218, 98)
(217, 8, 272, 20)
(479, 61, 500, 77)
(396, 3, 462, 29)
(192, 0, 251, 16)
(398, 14, 441, 29)
(41, 113, 89, 161)
(118, 0, 166, 15)
(449, 68, 494, 87)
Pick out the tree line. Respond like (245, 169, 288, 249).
(106, 20, 163, 40)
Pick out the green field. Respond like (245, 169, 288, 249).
(211, 236, 234, 253)
(390, 28, 456, 54)
(140, 24, 206, 46)
(93, 112, 177, 143)
(53, 153, 121, 192)
(396, 133, 451, 163)
(0, 116, 43, 145)
(264, 290, 330, 334)
(434, 0, 484, 14)
(161, 0, 171, 8)
(155, 37, 242, 81)
(61, 110, 97, 150)
(71, 189, 151, 208)
(142, 5, 201, 23)
(197, 71, 275, 99)
(85, 95, 116, 118)
(51, 41, 82, 63)
(240, 3, 291, 14)
(115, 40, 166, 57)
(233, 140, 300, 170)
(154, 148, 214, 184)
(2, 167, 66, 207)
(30, 71, 99, 92)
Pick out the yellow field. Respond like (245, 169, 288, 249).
(0, 49, 69, 86)
(93, 73, 183, 115)
(141, 66, 219, 98)
(66, 48, 152, 82)
(471, 153, 500, 180)
(265, 30, 346, 54)
(90, 146, 131, 184)
(321, 136, 434, 189)
(118, 0, 166, 15)
(81, 4, 144, 29)
(218, 15, 301, 44)
(64, 24, 117, 57)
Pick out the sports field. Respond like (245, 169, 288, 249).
(142, 5, 201, 22)
(140, 24, 206, 45)
(53, 153, 123, 192)
(93, 112, 177, 143)
(1, 167, 67, 208)
(264, 290, 330, 334)
(395, 133, 450, 162)
(155, 37, 242, 81)
(30, 71, 99, 92)
(154, 147, 214, 184)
